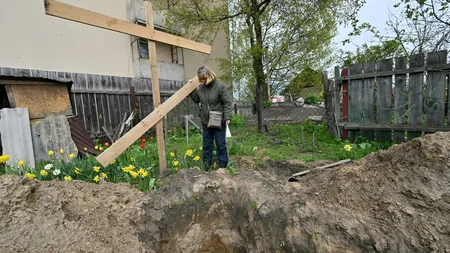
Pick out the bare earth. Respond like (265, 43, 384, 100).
(1, 132, 450, 252)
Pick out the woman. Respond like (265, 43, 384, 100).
(189, 65, 232, 171)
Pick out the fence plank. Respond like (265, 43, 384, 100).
(408, 53, 425, 141)
(376, 58, 393, 142)
(72, 73, 87, 130)
(110, 76, 122, 132)
(363, 62, 376, 140)
(426, 50, 447, 127)
(334, 67, 341, 138)
(349, 63, 363, 141)
(394, 56, 407, 143)
(87, 75, 99, 134)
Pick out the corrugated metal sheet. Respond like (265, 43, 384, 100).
(0, 108, 35, 168)
(68, 116, 98, 157)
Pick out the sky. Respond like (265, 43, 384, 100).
(333, 0, 397, 53)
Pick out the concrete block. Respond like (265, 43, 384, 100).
(35, 115, 78, 162)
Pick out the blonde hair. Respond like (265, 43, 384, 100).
(197, 65, 216, 84)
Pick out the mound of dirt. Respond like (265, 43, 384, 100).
(1, 132, 450, 252)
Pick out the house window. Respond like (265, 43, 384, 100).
(138, 38, 149, 59)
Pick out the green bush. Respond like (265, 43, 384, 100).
(263, 100, 272, 108)
(230, 114, 246, 127)
(305, 94, 322, 104)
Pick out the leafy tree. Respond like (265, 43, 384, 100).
(284, 66, 322, 99)
(342, 39, 404, 66)
(153, 0, 364, 132)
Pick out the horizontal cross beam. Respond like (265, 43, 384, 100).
(44, 0, 211, 54)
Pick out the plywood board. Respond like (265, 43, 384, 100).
(5, 83, 72, 119)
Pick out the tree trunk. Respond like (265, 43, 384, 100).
(248, 0, 268, 132)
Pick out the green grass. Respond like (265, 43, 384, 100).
(0, 116, 390, 191)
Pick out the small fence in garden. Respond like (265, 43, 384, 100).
(328, 50, 450, 143)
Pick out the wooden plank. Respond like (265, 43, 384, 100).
(363, 62, 376, 140)
(87, 75, 99, 134)
(408, 53, 425, 141)
(96, 76, 201, 167)
(112, 77, 124, 131)
(72, 73, 87, 130)
(100, 75, 113, 133)
(93, 75, 105, 134)
(146, 2, 166, 172)
(348, 63, 363, 141)
(394, 56, 407, 143)
(334, 66, 341, 138)
(44, 0, 211, 54)
(376, 58, 393, 142)
(426, 50, 447, 127)
(339, 122, 450, 132)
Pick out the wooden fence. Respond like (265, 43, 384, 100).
(0, 67, 198, 137)
(333, 50, 450, 143)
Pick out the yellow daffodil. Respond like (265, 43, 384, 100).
(48, 150, 55, 156)
(185, 149, 193, 157)
(40, 170, 48, 177)
(93, 175, 100, 182)
(173, 160, 179, 166)
(17, 160, 25, 167)
(60, 148, 64, 154)
(64, 175, 72, 181)
(74, 148, 78, 152)
(99, 147, 103, 151)
(193, 155, 200, 161)
(128, 165, 135, 171)
(101, 173, 108, 179)
(0, 154, 10, 163)
(93, 166, 100, 172)
(138, 168, 146, 175)
(141, 171, 148, 178)
(84, 147, 88, 151)
(69, 153, 76, 159)
(122, 167, 130, 173)
(129, 171, 139, 178)
(199, 146, 203, 151)
(130, 157, 136, 162)
(74, 168, 83, 174)
(95, 145, 99, 150)
(109, 160, 115, 165)
(170, 152, 175, 157)
(175, 167, 179, 173)
(25, 173, 36, 179)
(344, 144, 352, 152)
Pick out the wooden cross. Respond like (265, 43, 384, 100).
(44, 0, 211, 173)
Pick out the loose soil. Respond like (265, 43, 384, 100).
(1, 132, 450, 252)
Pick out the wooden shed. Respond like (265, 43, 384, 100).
(0, 73, 73, 119)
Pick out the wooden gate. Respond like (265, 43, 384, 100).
(334, 50, 450, 143)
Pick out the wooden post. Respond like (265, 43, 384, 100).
(146, 2, 166, 174)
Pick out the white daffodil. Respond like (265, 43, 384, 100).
(44, 164, 53, 171)
(53, 169, 61, 176)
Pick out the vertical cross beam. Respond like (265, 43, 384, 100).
(146, 2, 166, 174)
